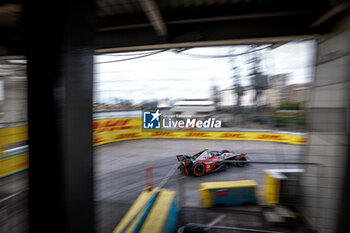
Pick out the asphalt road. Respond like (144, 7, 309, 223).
(94, 139, 304, 233)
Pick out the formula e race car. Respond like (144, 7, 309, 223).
(176, 148, 249, 177)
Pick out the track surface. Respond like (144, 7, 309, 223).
(94, 139, 304, 233)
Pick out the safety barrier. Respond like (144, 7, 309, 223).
(0, 118, 307, 148)
(0, 117, 307, 178)
(139, 189, 178, 233)
(263, 169, 304, 207)
(199, 180, 258, 208)
(113, 189, 158, 233)
(113, 188, 178, 233)
(0, 152, 29, 178)
(93, 117, 307, 146)
(0, 126, 27, 150)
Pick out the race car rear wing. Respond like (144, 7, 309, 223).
(176, 155, 185, 162)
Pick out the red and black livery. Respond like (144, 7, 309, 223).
(176, 148, 249, 177)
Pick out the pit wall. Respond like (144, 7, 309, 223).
(0, 117, 306, 178)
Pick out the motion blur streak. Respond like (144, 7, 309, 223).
(1, 1, 350, 233)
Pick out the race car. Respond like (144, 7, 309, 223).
(176, 148, 249, 177)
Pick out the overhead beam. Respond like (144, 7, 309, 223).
(309, 1, 350, 28)
(96, 14, 323, 52)
(95, 34, 318, 54)
(139, 0, 167, 37)
(98, 10, 310, 32)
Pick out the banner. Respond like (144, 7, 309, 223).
(93, 118, 143, 145)
(0, 152, 29, 178)
(0, 126, 28, 149)
(94, 130, 306, 146)
(93, 118, 142, 135)
(92, 117, 306, 145)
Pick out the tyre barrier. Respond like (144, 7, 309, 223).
(113, 188, 178, 233)
(199, 180, 258, 208)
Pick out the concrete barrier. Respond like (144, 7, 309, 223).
(113, 188, 178, 233)
(113, 189, 158, 233)
(263, 169, 304, 207)
(139, 189, 178, 233)
(199, 180, 258, 208)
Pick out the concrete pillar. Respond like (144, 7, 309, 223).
(301, 16, 350, 233)
(25, 1, 95, 232)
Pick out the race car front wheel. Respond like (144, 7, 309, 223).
(236, 156, 247, 167)
(192, 163, 205, 176)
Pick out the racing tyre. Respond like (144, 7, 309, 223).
(236, 155, 247, 167)
(192, 163, 205, 177)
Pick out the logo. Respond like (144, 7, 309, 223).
(143, 109, 222, 129)
(143, 110, 162, 129)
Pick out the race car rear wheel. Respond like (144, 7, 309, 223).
(192, 163, 205, 177)
(236, 155, 247, 167)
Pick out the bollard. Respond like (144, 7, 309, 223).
(146, 166, 154, 191)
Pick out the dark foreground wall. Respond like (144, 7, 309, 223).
(301, 15, 350, 233)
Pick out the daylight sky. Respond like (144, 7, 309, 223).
(94, 40, 316, 104)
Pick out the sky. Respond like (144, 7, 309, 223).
(94, 40, 316, 104)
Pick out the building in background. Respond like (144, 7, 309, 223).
(157, 99, 171, 109)
(218, 73, 310, 109)
(219, 86, 236, 107)
(241, 89, 257, 106)
(264, 74, 289, 107)
(287, 83, 311, 104)
(0, 62, 27, 126)
(170, 99, 216, 118)
(0, 80, 3, 122)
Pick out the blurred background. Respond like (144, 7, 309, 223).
(1, 1, 350, 233)
(94, 42, 315, 131)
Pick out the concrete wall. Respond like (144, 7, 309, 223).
(301, 18, 350, 233)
